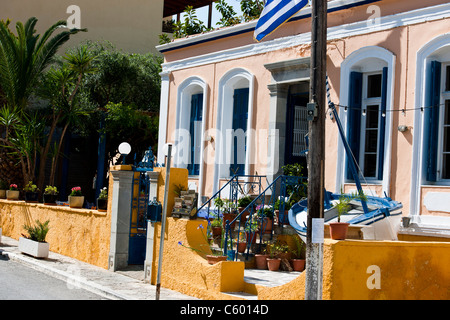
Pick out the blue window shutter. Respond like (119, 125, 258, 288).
(188, 93, 203, 175)
(230, 88, 249, 176)
(346, 71, 363, 180)
(377, 67, 388, 180)
(424, 61, 441, 182)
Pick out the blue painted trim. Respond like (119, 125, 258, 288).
(159, 0, 382, 53)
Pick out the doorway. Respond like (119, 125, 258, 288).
(284, 83, 309, 169)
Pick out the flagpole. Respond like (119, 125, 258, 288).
(305, 0, 327, 300)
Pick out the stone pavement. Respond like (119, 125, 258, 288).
(0, 235, 197, 300)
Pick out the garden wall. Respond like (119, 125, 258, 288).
(0, 194, 112, 269)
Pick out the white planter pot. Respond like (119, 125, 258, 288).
(6, 190, 20, 200)
(19, 237, 49, 258)
(68, 196, 85, 208)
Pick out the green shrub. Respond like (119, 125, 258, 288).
(23, 220, 50, 243)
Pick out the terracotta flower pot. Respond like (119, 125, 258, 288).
(237, 242, 247, 253)
(238, 207, 248, 224)
(329, 222, 350, 240)
(211, 226, 222, 237)
(291, 259, 305, 272)
(260, 217, 273, 234)
(267, 258, 281, 271)
(222, 213, 237, 229)
(206, 255, 227, 265)
(255, 254, 269, 270)
(246, 232, 257, 244)
(0, 190, 6, 199)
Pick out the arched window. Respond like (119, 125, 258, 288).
(174, 77, 208, 176)
(411, 34, 450, 215)
(213, 68, 255, 193)
(337, 46, 396, 195)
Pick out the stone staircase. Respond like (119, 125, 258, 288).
(209, 219, 304, 299)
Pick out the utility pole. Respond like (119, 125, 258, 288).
(305, 0, 327, 300)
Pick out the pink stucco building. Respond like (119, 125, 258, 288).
(156, 0, 450, 235)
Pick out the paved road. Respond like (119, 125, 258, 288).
(0, 254, 107, 300)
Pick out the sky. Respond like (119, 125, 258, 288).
(182, 0, 244, 27)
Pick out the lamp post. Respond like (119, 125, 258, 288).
(118, 142, 132, 165)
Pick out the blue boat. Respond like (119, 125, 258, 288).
(288, 102, 403, 241)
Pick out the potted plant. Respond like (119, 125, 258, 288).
(43, 185, 58, 205)
(266, 241, 282, 271)
(254, 244, 269, 270)
(210, 218, 223, 237)
(244, 218, 258, 244)
(237, 196, 252, 212)
(23, 181, 39, 203)
(0, 179, 7, 199)
(221, 199, 238, 229)
(291, 235, 306, 272)
(68, 186, 84, 208)
(19, 220, 50, 258)
(257, 205, 274, 234)
(7, 184, 20, 200)
(330, 191, 366, 240)
(178, 223, 227, 265)
(97, 187, 108, 211)
(236, 232, 247, 253)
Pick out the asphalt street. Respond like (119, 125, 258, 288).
(0, 254, 107, 300)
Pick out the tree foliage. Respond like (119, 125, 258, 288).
(160, 0, 264, 44)
(0, 17, 85, 187)
(0, 17, 85, 109)
(79, 41, 162, 112)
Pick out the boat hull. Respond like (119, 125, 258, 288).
(288, 193, 403, 242)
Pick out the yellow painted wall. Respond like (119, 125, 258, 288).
(154, 167, 188, 217)
(324, 240, 450, 300)
(0, 200, 111, 269)
(151, 217, 450, 300)
(151, 217, 246, 300)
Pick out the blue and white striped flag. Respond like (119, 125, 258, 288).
(254, 0, 309, 42)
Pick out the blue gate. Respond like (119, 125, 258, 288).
(128, 147, 158, 265)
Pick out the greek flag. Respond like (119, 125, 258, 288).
(254, 0, 309, 42)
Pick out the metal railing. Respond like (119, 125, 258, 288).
(222, 175, 307, 261)
(196, 175, 267, 220)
